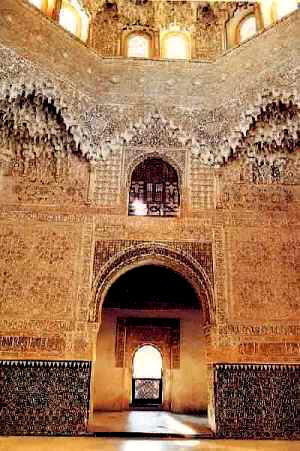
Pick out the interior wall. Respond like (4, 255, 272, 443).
(93, 308, 208, 413)
(0, 0, 299, 439)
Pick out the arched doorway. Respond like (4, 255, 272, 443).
(132, 345, 163, 407)
(92, 262, 210, 413)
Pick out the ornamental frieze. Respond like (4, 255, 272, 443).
(218, 324, 300, 337)
(239, 342, 300, 356)
(217, 184, 294, 211)
(0, 335, 65, 353)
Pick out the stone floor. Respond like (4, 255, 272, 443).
(0, 437, 300, 451)
(89, 411, 212, 436)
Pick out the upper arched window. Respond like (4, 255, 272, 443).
(128, 158, 180, 217)
(273, 0, 298, 20)
(127, 33, 151, 58)
(29, 0, 43, 8)
(239, 14, 257, 43)
(161, 32, 190, 60)
(59, 6, 78, 35)
(28, 0, 48, 12)
(59, 0, 89, 41)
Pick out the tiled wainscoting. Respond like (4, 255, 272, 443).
(0, 360, 91, 435)
(214, 364, 300, 439)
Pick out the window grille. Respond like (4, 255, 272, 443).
(129, 158, 180, 217)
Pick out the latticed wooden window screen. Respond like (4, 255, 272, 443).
(135, 379, 161, 400)
(129, 158, 180, 217)
(132, 378, 162, 405)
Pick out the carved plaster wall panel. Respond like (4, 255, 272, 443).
(91, 153, 122, 206)
(0, 214, 95, 359)
(189, 160, 216, 210)
(218, 324, 300, 338)
(9, 155, 89, 206)
(226, 226, 300, 322)
(217, 183, 296, 211)
(95, 216, 213, 241)
(207, 339, 300, 364)
(0, 335, 65, 354)
(239, 342, 300, 357)
(0, 221, 84, 322)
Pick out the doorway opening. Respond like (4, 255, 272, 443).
(131, 345, 163, 407)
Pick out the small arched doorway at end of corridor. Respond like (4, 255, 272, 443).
(131, 344, 163, 408)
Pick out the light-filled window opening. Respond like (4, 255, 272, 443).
(127, 34, 150, 58)
(133, 345, 162, 379)
(59, 6, 78, 36)
(275, 0, 298, 20)
(28, 0, 43, 8)
(163, 34, 189, 59)
(240, 15, 257, 43)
